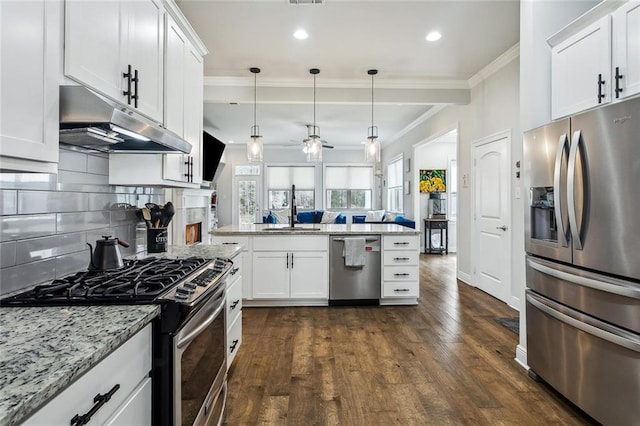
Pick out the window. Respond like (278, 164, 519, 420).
(324, 165, 373, 209)
(267, 166, 315, 209)
(387, 156, 403, 212)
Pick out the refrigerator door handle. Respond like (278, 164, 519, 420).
(527, 293, 640, 353)
(567, 130, 583, 250)
(527, 257, 640, 300)
(554, 133, 570, 247)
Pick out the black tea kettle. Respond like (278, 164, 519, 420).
(87, 236, 130, 271)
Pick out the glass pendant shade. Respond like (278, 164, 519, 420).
(247, 128, 263, 162)
(306, 135, 322, 162)
(364, 134, 380, 162)
(247, 67, 263, 162)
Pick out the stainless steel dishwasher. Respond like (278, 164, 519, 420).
(329, 235, 381, 306)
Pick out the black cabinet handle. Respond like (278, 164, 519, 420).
(122, 65, 132, 104)
(597, 73, 605, 103)
(190, 157, 194, 181)
(393, 273, 410, 277)
(184, 157, 190, 181)
(615, 66, 624, 98)
(291, 252, 294, 268)
(70, 384, 120, 426)
(393, 288, 410, 292)
(286, 253, 289, 269)
(394, 257, 410, 261)
(230, 300, 240, 309)
(222, 242, 238, 245)
(393, 242, 409, 245)
(230, 267, 239, 276)
(132, 69, 139, 108)
(230, 339, 239, 353)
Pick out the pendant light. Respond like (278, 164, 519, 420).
(307, 68, 322, 162)
(247, 67, 263, 162)
(364, 69, 381, 162)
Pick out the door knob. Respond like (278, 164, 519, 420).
(496, 225, 508, 231)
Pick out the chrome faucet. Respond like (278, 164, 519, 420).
(290, 184, 297, 228)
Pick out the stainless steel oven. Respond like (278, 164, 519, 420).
(172, 284, 227, 426)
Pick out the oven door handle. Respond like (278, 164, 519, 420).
(177, 290, 225, 350)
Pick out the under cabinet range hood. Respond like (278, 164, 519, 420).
(59, 86, 192, 154)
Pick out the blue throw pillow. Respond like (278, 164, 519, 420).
(297, 211, 316, 223)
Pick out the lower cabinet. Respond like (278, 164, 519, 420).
(251, 236, 329, 300)
(382, 235, 420, 299)
(24, 324, 152, 425)
(226, 263, 243, 369)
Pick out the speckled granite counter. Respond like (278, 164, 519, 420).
(131, 243, 243, 261)
(0, 305, 159, 426)
(212, 223, 420, 235)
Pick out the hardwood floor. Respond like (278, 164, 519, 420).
(224, 254, 594, 425)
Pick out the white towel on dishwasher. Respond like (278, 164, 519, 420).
(343, 238, 366, 267)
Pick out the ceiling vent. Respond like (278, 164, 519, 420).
(289, 0, 323, 4)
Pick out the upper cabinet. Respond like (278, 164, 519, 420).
(550, 1, 640, 119)
(612, 1, 640, 101)
(64, 0, 164, 122)
(0, 0, 60, 173)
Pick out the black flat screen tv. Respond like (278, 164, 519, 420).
(202, 131, 226, 182)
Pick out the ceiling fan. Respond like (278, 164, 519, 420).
(302, 125, 334, 149)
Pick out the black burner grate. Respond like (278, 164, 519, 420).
(2, 257, 210, 304)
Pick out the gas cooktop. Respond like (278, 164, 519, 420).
(0, 256, 231, 306)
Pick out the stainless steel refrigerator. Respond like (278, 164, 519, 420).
(523, 96, 640, 425)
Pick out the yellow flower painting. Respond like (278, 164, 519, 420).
(419, 169, 446, 193)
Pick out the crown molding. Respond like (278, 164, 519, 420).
(467, 42, 520, 88)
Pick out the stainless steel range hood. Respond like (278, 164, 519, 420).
(59, 86, 192, 154)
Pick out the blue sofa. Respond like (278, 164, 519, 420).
(263, 210, 346, 224)
(352, 214, 415, 229)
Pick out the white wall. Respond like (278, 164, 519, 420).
(215, 146, 376, 226)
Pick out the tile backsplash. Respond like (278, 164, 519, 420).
(0, 148, 164, 295)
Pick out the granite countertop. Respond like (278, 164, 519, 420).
(212, 223, 420, 235)
(132, 243, 243, 261)
(0, 305, 159, 426)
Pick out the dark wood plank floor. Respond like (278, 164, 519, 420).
(224, 254, 594, 425)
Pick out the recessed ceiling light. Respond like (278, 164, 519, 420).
(293, 29, 308, 40)
(228, 140, 234, 144)
(426, 31, 442, 42)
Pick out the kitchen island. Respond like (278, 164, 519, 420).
(212, 223, 421, 306)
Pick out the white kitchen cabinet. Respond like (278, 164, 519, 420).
(24, 324, 152, 425)
(226, 257, 243, 368)
(381, 235, 419, 300)
(210, 236, 252, 299)
(551, 15, 611, 119)
(64, 0, 164, 122)
(612, 1, 640, 101)
(252, 235, 329, 300)
(0, 0, 59, 173)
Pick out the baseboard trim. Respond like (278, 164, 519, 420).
(515, 344, 528, 370)
(457, 271, 472, 285)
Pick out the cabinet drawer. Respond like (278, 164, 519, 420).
(383, 250, 419, 266)
(426, 220, 448, 230)
(253, 235, 328, 251)
(227, 314, 242, 368)
(104, 377, 152, 426)
(229, 254, 243, 284)
(383, 281, 419, 298)
(211, 235, 249, 250)
(383, 265, 419, 281)
(383, 235, 418, 251)
(226, 277, 242, 325)
(24, 324, 152, 425)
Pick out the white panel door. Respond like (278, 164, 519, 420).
(252, 252, 289, 298)
(289, 251, 328, 298)
(473, 135, 510, 303)
(613, 1, 640, 100)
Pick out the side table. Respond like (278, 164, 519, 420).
(424, 219, 448, 254)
